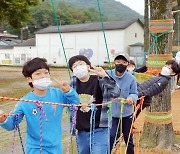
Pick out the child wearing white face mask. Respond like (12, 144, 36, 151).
(0, 57, 80, 154)
(127, 60, 136, 74)
(136, 59, 180, 118)
(175, 51, 180, 88)
(68, 55, 120, 154)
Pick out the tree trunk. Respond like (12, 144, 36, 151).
(140, 0, 175, 149)
(144, 0, 150, 53)
(173, 0, 180, 46)
(140, 83, 174, 149)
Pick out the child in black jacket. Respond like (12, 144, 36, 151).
(136, 60, 180, 117)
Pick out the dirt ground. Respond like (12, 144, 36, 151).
(134, 89, 180, 133)
(0, 66, 180, 153)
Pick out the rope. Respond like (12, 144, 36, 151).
(96, 0, 112, 70)
(107, 102, 112, 154)
(15, 115, 25, 154)
(35, 101, 48, 154)
(89, 104, 97, 154)
(144, 111, 172, 125)
(147, 28, 173, 55)
(50, 0, 71, 79)
(112, 97, 145, 153)
(11, 114, 25, 154)
(11, 124, 17, 154)
(112, 99, 125, 152)
(124, 107, 136, 154)
(0, 96, 124, 107)
(66, 105, 78, 154)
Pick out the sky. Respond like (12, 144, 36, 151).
(115, 0, 145, 16)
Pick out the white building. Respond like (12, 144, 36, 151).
(0, 19, 144, 66)
(0, 39, 36, 65)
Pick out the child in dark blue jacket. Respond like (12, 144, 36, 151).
(136, 60, 180, 117)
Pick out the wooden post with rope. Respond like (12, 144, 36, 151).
(140, 0, 175, 151)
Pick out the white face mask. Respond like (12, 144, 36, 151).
(32, 78, 52, 90)
(73, 65, 88, 79)
(161, 66, 171, 76)
(175, 56, 180, 64)
(127, 67, 135, 73)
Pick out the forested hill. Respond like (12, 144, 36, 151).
(58, 0, 143, 20)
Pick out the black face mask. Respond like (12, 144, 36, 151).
(115, 64, 127, 73)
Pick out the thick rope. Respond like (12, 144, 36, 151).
(96, 0, 112, 70)
(147, 28, 173, 54)
(50, 0, 71, 79)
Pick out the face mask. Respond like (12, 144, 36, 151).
(161, 66, 171, 76)
(115, 64, 127, 73)
(127, 67, 135, 73)
(32, 78, 52, 90)
(73, 65, 88, 79)
(175, 57, 180, 64)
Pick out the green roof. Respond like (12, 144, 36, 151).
(129, 42, 144, 46)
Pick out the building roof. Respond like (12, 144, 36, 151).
(129, 42, 144, 46)
(0, 45, 14, 49)
(36, 18, 143, 34)
(0, 32, 18, 39)
(15, 38, 35, 46)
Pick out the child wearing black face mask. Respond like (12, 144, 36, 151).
(106, 53, 138, 154)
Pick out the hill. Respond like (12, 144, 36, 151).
(58, 0, 143, 20)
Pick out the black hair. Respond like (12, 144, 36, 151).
(166, 60, 180, 75)
(68, 55, 91, 71)
(22, 57, 49, 87)
(129, 60, 136, 66)
(114, 55, 127, 61)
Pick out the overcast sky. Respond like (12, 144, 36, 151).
(115, 0, 145, 16)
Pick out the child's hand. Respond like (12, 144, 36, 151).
(126, 97, 133, 104)
(53, 78, 70, 93)
(90, 66, 108, 78)
(0, 110, 7, 123)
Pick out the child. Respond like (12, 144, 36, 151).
(127, 60, 136, 74)
(136, 59, 180, 117)
(68, 55, 120, 154)
(0, 57, 80, 154)
(175, 51, 180, 88)
(106, 53, 138, 154)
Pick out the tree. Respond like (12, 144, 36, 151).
(29, 1, 54, 29)
(144, 0, 150, 53)
(0, 0, 38, 28)
(173, 0, 180, 47)
(140, 0, 175, 150)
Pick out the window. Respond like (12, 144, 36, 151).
(5, 54, 10, 59)
(21, 54, 26, 60)
(135, 33, 137, 38)
(15, 58, 20, 64)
